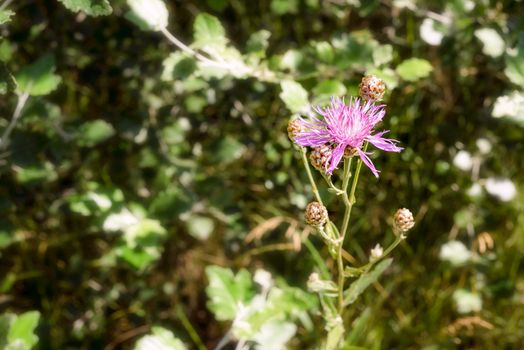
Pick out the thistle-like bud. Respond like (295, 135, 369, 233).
(393, 208, 415, 236)
(359, 75, 386, 102)
(287, 118, 303, 142)
(305, 201, 328, 227)
(310, 144, 332, 173)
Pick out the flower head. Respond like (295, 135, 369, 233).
(294, 97, 402, 177)
(359, 75, 386, 102)
(393, 208, 415, 235)
(305, 201, 328, 227)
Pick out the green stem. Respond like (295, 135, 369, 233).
(322, 173, 345, 195)
(176, 305, 206, 350)
(339, 157, 353, 234)
(300, 147, 324, 205)
(359, 235, 404, 273)
(336, 144, 367, 312)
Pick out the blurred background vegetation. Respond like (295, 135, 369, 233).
(1, 0, 524, 349)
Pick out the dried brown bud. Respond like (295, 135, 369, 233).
(394, 208, 415, 235)
(305, 201, 328, 227)
(287, 118, 303, 142)
(310, 144, 333, 173)
(359, 75, 386, 102)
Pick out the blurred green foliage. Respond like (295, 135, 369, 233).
(1, 0, 524, 349)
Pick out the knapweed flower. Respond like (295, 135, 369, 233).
(294, 97, 402, 177)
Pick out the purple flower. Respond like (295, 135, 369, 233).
(295, 97, 402, 177)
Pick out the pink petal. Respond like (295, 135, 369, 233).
(367, 131, 403, 152)
(327, 144, 345, 174)
(357, 148, 380, 178)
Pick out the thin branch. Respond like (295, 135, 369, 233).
(0, 0, 14, 11)
(0, 88, 31, 150)
(160, 27, 220, 66)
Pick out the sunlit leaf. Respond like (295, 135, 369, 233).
(313, 80, 347, 99)
(396, 58, 433, 81)
(193, 13, 227, 50)
(15, 54, 61, 96)
(135, 327, 187, 350)
(7, 311, 40, 350)
(76, 120, 115, 147)
(0, 10, 15, 25)
(127, 0, 168, 31)
(186, 215, 215, 240)
(205, 266, 254, 321)
(475, 28, 505, 58)
(279, 80, 309, 113)
(270, 0, 298, 14)
(57, 0, 112, 16)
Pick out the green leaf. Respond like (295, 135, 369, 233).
(15, 163, 58, 184)
(206, 0, 228, 12)
(246, 30, 271, 54)
(186, 215, 215, 240)
(0, 314, 13, 349)
(213, 136, 245, 163)
(7, 311, 40, 349)
(325, 321, 344, 350)
(127, 0, 168, 31)
(270, 0, 299, 14)
(332, 31, 379, 71)
(0, 10, 15, 25)
(135, 326, 187, 350)
(117, 245, 160, 270)
(57, 0, 112, 16)
(193, 13, 227, 50)
(76, 120, 115, 147)
(205, 266, 254, 321)
(161, 53, 196, 81)
(314, 41, 335, 64)
(505, 39, 524, 87)
(313, 80, 347, 99)
(15, 54, 61, 96)
(346, 307, 372, 345)
(344, 258, 393, 305)
(373, 44, 394, 66)
(279, 80, 309, 113)
(396, 58, 433, 81)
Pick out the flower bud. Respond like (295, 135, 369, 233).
(307, 272, 337, 295)
(359, 75, 386, 102)
(287, 118, 303, 142)
(310, 144, 333, 173)
(370, 243, 383, 261)
(393, 208, 415, 236)
(305, 201, 328, 227)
